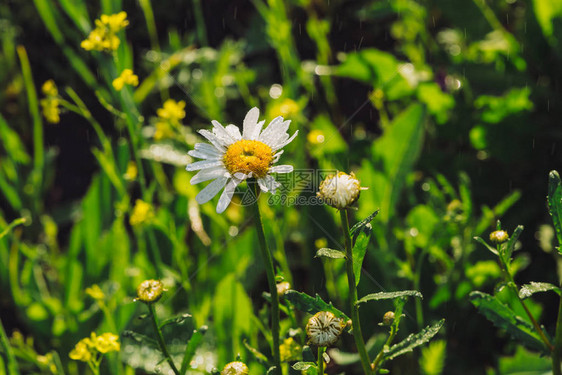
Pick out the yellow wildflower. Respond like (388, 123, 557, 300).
(157, 99, 186, 122)
(85, 284, 105, 301)
(36, 353, 57, 373)
(280, 337, 301, 362)
(69, 337, 93, 362)
(270, 98, 299, 118)
(129, 199, 154, 226)
(40, 98, 60, 124)
(42, 80, 58, 97)
(124, 161, 138, 181)
(112, 69, 139, 91)
(153, 121, 174, 141)
(307, 129, 325, 145)
(91, 332, 120, 353)
(81, 12, 128, 52)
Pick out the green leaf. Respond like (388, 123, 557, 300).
(384, 319, 445, 360)
(420, 340, 446, 375)
(519, 282, 561, 300)
(350, 209, 379, 236)
(469, 291, 546, 352)
(505, 225, 524, 261)
(357, 290, 423, 305)
(284, 290, 350, 321)
(292, 362, 317, 372)
(243, 340, 269, 365)
(315, 248, 346, 259)
(180, 327, 207, 375)
(548, 170, 562, 252)
(353, 224, 372, 286)
(0, 218, 26, 240)
(473, 236, 499, 256)
(159, 313, 192, 330)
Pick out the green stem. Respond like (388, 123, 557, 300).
(0, 318, 20, 375)
(371, 324, 398, 373)
(501, 259, 553, 352)
(340, 209, 372, 375)
(317, 346, 326, 375)
(249, 180, 281, 374)
(553, 292, 562, 375)
(148, 303, 180, 375)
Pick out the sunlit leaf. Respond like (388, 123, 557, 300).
(284, 290, 350, 321)
(315, 248, 346, 259)
(518, 282, 561, 300)
(350, 209, 379, 236)
(353, 224, 372, 286)
(357, 290, 423, 305)
(384, 319, 445, 360)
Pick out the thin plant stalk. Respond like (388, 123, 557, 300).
(148, 303, 180, 375)
(553, 294, 562, 375)
(339, 209, 372, 375)
(318, 346, 326, 375)
(0, 318, 20, 375)
(371, 323, 398, 373)
(249, 180, 281, 373)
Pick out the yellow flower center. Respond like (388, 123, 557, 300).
(223, 140, 273, 178)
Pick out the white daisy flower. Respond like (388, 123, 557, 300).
(317, 171, 365, 210)
(306, 311, 347, 347)
(186, 107, 298, 213)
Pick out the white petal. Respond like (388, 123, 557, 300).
(258, 117, 286, 144)
(248, 120, 265, 140)
(242, 107, 260, 139)
(195, 176, 228, 204)
(194, 142, 220, 154)
(272, 150, 284, 162)
(190, 167, 229, 184)
(271, 130, 298, 151)
(188, 149, 221, 160)
(186, 159, 223, 171)
(198, 129, 227, 151)
(257, 178, 269, 192)
(269, 165, 293, 173)
(216, 178, 241, 213)
(225, 124, 242, 140)
(262, 175, 281, 193)
(212, 120, 236, 146)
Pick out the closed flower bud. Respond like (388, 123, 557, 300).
(489, 230, 509, 244)
(306, 311, 347, 347)
(317, 172, 364, 210)
(136, 279, 165, 304)
(221, 361, 249, 375)
(276, 281, 291, 296)
(382, 311, 395, 326)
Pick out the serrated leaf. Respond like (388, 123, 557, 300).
(384, 319, 444, 360)
(160, 313, 192, 330)
(505, 225, 524, 261)
(548, 170, 562, 252)
(350, 210, 379, 236)
(519, 282, 561, 300)
(473, 236, 499, 256)
(469, 291, 546, 352)
(353, 224, 372, 286)
(315, 248, 346, 259)
(284, 290, 350, 321)
(357, 290, 423, 305)
(267, 366, 280, 374)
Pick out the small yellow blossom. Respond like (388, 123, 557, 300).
(221, 361, 249, 375)
(124, 161, 138, 180)
(42, 80, 58, 97)
(307, 129, 325, 145)
(154, 121, 174, 141)
(270, 98, 299, 118)
(40, 98, 60, 124)
(136, 279, 165, 304)
(112, 69, 139, 91)
(157, 99, 186, 122)
(280, 337, 301, 362)
(129, 199, 154, 226)
(85, 284, 105, 300)
(91, 332, 120, 353)
(37, 353, 57, 373)
(81, 12, 128, 52)
(69, 338, 93, 362)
